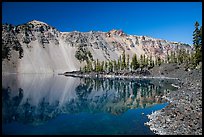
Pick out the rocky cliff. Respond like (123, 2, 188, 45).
(2, 20, 192, 74)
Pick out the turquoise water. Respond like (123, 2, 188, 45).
(2, 74, 177, 135)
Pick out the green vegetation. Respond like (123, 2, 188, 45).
(121, 51, 126, 70)
(108, 61, 113, 72)
(75, 45, 93, 63)
(131, 54, 139, 70)
(193, 21, 202, 66)
(126, 54, 130, 70)
(148, 55, 154, 69)
(79, 21, 201, 73)
(81, 51, 163, 73)
(81, 48, 196, 73)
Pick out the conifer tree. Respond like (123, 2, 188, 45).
(145, 55, 149, 67)
(170, 51, 173, 63)
(177, 48, 184, 64)
(127, 54, 130, 70)
(167, 51, 170, 63)
(118, 56, 121, 71)
(113, 60, 117, 72)
(140, 54, 144, 68)
(193, 21, 200, 49)
(157, 57, 161, 66)
(121, 51, 126, 70)
(155, 57, 158, 66)
(148, 55, 154, 69)
(197, 26, 202, 63)
(143, 55, 146, 67)
(109, 61, 113, 72)
(199, 26, 202, 46)
(83, 64, 87, 72)
(152, 59, 155, 68)
(130, 62, 133, 71)
(193, 21, 202, 65)
(96, 59, 100, 72)
(105, 61, 108, 72)
(131, 54, 139, 70)
(100, 61, 104, 72)
(86, 60, 93, 72)
(170, 50, 177, 63)
(185, 50, 191, 65)
(93, 60, 96, 71)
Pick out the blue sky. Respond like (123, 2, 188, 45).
(2, 2, 202, 45)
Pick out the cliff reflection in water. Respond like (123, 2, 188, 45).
(2, 74, 176, 125)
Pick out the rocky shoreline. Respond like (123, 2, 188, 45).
(145, 63, 202, 135)
(62, 69, 179, 80)
(62, 63, 202, 135)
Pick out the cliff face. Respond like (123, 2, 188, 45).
(2, 20, 192, 74)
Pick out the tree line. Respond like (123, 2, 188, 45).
(80, 21, 202, 73)
(81, 49, 193, 73)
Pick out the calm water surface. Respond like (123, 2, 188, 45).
(2, 74, 178, 135)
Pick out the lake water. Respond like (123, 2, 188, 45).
(2, 74, 178, 135)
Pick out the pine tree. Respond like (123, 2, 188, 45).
(130, 62, 133, 71)
(109, 61, 113, 72)
(170, 51, 173, 63)
(121, 52, 126, 70)
(148, 55, 154, 69)
(199, 26, 202, 46)
(186, 50, 191, 65)
(197, 26, 202, 63)
(167, 50, 170, 63)
(96, 59, 100, 72)
(86, 60, 93, 72)
(184, 49, 191, 67)
(193, 21, 200, 49)
(93, 60, 96, 71)
(152, 59, 155, 68)
(131, 54, 139, 70)
(191, 51, 197, 67)
(83, 64, 87, 72)
(182, 49, 188, 64)
(145, 55, 149, 67)
(170, 50, 177, 63)
(155, 56, 158, 66)
(177, 48, 183, 64)
(176, 49, 178, 63)
(113, 60, 117, 72)
(118, 56, 121, 71)
(140, 54, 144, 68)
(105, 61, 108, 72)
(158, 57, 161, 66)
(127, 54, 130, 70)
(100, 61, 104, 72)
(193, 21, 202, 65)
(143, 55, 146, 67)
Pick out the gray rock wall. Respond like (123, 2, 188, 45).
(2, 20, 192, 74)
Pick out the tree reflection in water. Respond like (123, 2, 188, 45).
(82, 78, 170, 115)
(2, 77, 175, 125)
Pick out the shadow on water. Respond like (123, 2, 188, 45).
(2, 74, 178, 135)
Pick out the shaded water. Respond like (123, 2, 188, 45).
(2, 74, 178, 135)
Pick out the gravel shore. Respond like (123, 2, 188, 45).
(145, 63, 202, 135)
